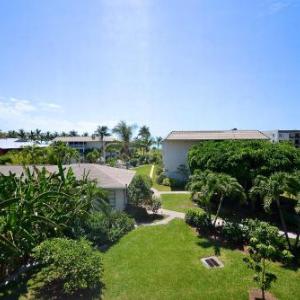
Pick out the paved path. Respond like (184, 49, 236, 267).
(141, 200, 298, 239)
(149, 164, 155, 179)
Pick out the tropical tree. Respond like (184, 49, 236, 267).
(113, 121, 136, 163)
(243, 221, 292, 300)
(155, 136, 163, 149)
(35, 129, 42, 141)
(250, 172, 300, 252)
(18, 129, 27, 140)
(136, 125, 154, 155)
(69, 130, 78, 137)
(188, 171, 246, 226)
(29, 130, 36, 141)
(0, 165, 106, 279)
(95, 126, 110, 163)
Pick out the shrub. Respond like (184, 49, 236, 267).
(155, 166, 163, 176)
(185, 209, 211, 230)
(162, 177, 171, 186)
(222, 220, 245, 244)
(146, 196, 162, 214)
(128, 175, 153, 207)
(129, 158, 138, 167)
(156, 173, 166, 185)
(27, 238, 103, 297)
(84, 211, 135, 245)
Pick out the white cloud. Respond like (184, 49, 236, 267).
(263, 0, 294, 15)
(38, 102, 63, 112)
(0, 96, 117, 134)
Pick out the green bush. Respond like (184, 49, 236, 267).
(185, 209, 210, 229)
(84, 211, 135, 245)
(188, 140, 300, 190)
(0, 155, 11, 165)
(222, 220, 245, 244)
(155, 166, 163, 176)
(27, 238, 103, 297)
(128, 174, 153, 206)
(162, 177, 171, 186)
(156, 173, 166, 185)
(146, 196, 162, 214)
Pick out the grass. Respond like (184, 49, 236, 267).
(133, 164, 172, 192)
(161, 193, 196, 213)
(133, 164, 152, 177)
(103, 220, 300, 300)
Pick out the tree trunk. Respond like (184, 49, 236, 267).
(102, 137, 106, 163)
(275, 198, 292, 252)
(213, 195, 224, 228)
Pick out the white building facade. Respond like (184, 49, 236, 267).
(263, 130, 300, 148)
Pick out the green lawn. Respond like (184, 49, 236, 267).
(133, 164, 152, 177)
(134, 164, 172, 192)
(103, 220, 300, 300)
(161, 193, 196, 213)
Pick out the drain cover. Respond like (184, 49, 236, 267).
(201, 256, 224, 269)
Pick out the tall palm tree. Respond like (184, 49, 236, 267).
(18, 129, 27, 140)
(112, 121, 136, 162)
(35, 129, 42, 141)
(137, 125, 153, 154)
(155, 136, 163, 149)
(95, 126, 110, 163)
(69, 130, 78, 137)
(29, 130, 36, 141)
(250, 172, 296, 252)
(188, 171, 246, 226)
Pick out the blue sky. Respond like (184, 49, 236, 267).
(0, 0, 299, 137)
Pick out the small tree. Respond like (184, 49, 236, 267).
(243, 221, 292, 300)
(128, 175, 153, 207)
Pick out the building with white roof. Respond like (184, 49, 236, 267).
(0, 138, 49, 155)
(162, 130, 269, 179)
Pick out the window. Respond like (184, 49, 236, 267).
(107, 191, 116, 208)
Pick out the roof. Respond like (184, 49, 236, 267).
(53, 136, 115, 143)
(164, 130, 269, 141)
(0, 164, 135, 189)
(0, 138, 50, 150)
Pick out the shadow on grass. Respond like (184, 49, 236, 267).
(125, 205, 165, 224)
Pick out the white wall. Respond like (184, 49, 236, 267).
(107, 188, 127, 211)
(163, 140, 199, 179)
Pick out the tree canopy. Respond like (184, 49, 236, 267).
(188, 140, 300, 190)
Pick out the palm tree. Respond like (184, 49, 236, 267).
(69, 130, 78, 137)
(155, 136, 163, 149)
(250, 172, 296, 252)
(35, 129, 42, 141)
(136, 125, 153, 154)
(188, 171, 246, 226)
(18, 129, 27, 140)
(95, 126, 110, 163)
(112, 121, 136, 162)
(29, 130, 36, 141)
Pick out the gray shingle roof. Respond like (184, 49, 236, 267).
(0, 164, 135, 189)
(164, 130, 269, 141)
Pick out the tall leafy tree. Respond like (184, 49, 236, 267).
(250, 172, 299, 252)
(188, 171, 246, 226)
(113, 121, 136, 162)
(18, 129, 27, 140)
(95, 126, 110, 162)
(155, 136, 163, 149)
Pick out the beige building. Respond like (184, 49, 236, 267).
(162, 130, 269, 179)
(0, 164, 135, 211)
(53, 136, 115, 155)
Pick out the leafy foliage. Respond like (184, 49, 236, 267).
(27, 238, 103, 297)
(128, 175, 153, 207)
(0, 165, 105, 279)
(185, 209, 211, 230)
(188, 140, 300, 190)
(243, 220, 293, 299)
(83, 211, 135, 245)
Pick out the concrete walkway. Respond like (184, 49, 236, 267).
(141, 199, 298, 239)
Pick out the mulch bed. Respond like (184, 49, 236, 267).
(249, 289, 277, 300)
